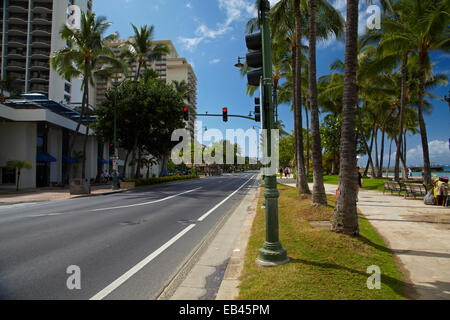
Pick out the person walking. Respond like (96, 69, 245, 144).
(357, 167, 363, 202)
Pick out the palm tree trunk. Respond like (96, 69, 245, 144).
(379, 128, 385, 178)
(387, 138, 393, 178)
(16, 170, 21, 192)
(395, 55, 408, 181)
(305, 99, 310, 178)
(308, 0, 327, 206)
(332, 0, 359, 236)
(357, 104, 375, 177)
(418, 55, 432, 185)
(122, 150, 130, 178)
(81, 66, 90, 182)
(294, 0, 311, 195)
(374, 127, 380, 177)
(64, 81, 87, 184)
(135, 148, 142, 178)
(364, 126, 375, 177)
(378, 106, 395, 178)
(136, 60, 143, 81)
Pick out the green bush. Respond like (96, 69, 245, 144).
(123, 175, 199, 187)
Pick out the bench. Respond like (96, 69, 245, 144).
(383, 181, 406, 196)
(404, 183, 427, 199)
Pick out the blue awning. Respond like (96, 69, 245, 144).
(98, 157, 109, 164)
(37, 152, 57, 163)
(62, 156, 76, 164)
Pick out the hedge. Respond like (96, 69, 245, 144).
(123, 175, 199, 187)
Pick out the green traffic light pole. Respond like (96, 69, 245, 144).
(257, 0, 289, 267)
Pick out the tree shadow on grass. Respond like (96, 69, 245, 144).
(288, 257, 418, 299)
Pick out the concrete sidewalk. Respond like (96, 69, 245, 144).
(282, 181, 450, 300)
(0, 184, 125, 205)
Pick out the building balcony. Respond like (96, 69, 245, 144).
(6, 71, 25, 81)
(7, 26, 28, 36)
(30, 77, 49, 83)
(9, 1, 28, 10)
(32, 26, 51, 35)
(5, 62, 26, 70)
(30, 61, 50, 71)
(7, 48, 26, 58)
(33, 2, 52, 11)
(32, 37, 51, 47)
(32, 12, 52, 23)
(30, 83, 49, 94)
(8, 11, 28, 21)
(31, 49, 50, 58)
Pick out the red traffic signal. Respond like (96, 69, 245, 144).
(222, 108, 228, 122)
(183, 107, 189, 121)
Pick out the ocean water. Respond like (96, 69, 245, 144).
(383, 165, 450, 178)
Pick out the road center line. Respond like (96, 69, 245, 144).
(197, 175, 256, 222)
(89, 223, 196, 300)
(90, 187, 202, 212)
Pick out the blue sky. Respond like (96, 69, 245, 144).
(93, 0, 450, 166)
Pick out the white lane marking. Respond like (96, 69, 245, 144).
(30, 213, 65, 218)
(90, 187, 202, 212)
(90, 223, 196, 300)
(197, 175, 256, 222)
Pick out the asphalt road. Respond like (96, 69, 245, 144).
(0, 172, 258, 300)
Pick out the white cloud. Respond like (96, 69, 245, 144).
(179, 0, 258, 51)
(209, 58, 221, 64)
(407, 140, 450, 166)
(186, 2, 192, 9)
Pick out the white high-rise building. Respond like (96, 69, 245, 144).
(0, 0, 93, 103)
(0, 0, 108, 191)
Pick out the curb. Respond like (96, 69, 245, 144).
(215, 185, 261, 300)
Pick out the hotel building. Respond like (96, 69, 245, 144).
(0, 0, 105, 190)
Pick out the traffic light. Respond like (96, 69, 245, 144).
(245, 32, 263, 87)
(222, 107, 228, 122)
(183, 107, 189, 121)
(254, 98, 261, 123)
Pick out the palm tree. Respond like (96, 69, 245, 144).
(406, 0, 449, 185)
(51, 12, 119, 185)
(172, 80, 194, 101)
(7, 160, 32, 192)
(332, 0, 360, 236)
(379, 0, 449, 185)
(122, 24, 170, 81)
(308, 0, 344, 205)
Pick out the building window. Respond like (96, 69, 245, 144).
(1, 168, 16, 185)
